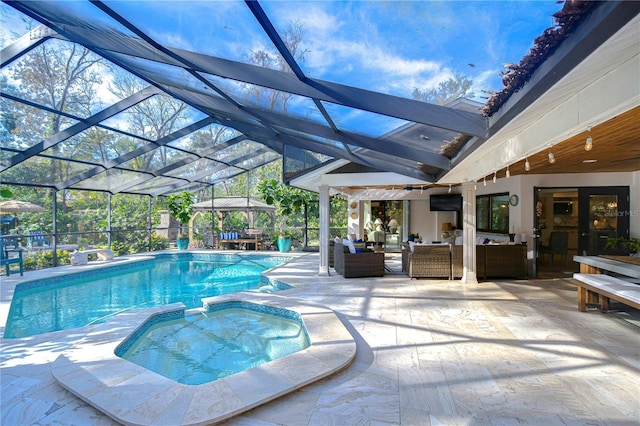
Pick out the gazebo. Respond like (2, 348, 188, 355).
(191, 197, 275, 242)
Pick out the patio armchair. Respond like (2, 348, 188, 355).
(333, 241, 384, 278)
(1, 239, 23, 276)
(329, 239, 335, 268)
(451, 244, 464, 279)
(401, 242, 410, 272)
(407, 244, 451, 279)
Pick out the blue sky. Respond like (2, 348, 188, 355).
(1, 0, 561, 132)
(259, 1, 561, 100)
(1, 1, 560, 100)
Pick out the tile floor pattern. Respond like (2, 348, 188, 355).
(1, 252, 639, 425)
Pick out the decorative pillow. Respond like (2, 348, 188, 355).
(343, 238, 356, 254)
(454, 236, 464, 245)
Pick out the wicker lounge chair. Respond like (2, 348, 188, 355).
(452, 245, 463, 279)
(407, 244, 451, 279)
(334, 241, 384, 278)
(401, 242, 410, 272)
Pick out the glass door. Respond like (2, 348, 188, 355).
(578, 186, 630, 256)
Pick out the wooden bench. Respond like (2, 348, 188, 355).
(71, 248, 115, 265)
(571, 273, 640, 312)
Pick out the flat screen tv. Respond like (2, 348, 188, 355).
(430, 193, 462, 211)
(553, 201, 573, 214)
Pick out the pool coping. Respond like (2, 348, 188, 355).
(50, 291, 357, 426)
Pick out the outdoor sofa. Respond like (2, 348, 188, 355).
(333, 241, 384, 278)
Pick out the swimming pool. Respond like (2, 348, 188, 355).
(116, 301, 310, 385)
(3, 253, 292, 339)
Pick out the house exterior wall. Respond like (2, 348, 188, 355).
(347, 171, 638, 256)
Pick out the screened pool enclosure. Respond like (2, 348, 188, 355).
(1, 1, 628, 269)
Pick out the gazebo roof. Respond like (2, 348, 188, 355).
(192, 197, 274, 212)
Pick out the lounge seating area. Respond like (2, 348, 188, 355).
(402, 241, 528, 280)
(333, 241, 385, 278)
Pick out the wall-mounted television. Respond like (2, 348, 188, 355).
(553, 201, 573, 214)
(430, 193, 462, 211)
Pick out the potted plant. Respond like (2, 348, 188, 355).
(606, 237, 640, 257)
(257, 179, 310, 253)
(164, 191, 195, 250)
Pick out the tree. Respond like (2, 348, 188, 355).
(412, 72, 474, 105)
(108, 70, 192, 172)
(8, 40, 107, 185)
(257, 179, 312, 236)
(244, 20, 308, 112)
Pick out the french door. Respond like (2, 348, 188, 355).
(577, 186, 630, 256)
(532, 186, 630, 277)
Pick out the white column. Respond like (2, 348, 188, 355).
(319, 185, 330, 276)
(461, 181, 478, 284)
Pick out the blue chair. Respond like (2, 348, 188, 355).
(1, 239, 23, 276)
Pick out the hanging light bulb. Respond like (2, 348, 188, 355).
(506, 166, 510, 178)
(483, 176, 487, 186)
(585, 127, 593, 151)
(548, 152, 556, 164)
(448, 184, 452, 194)
(525, 157, 531, 172)
(585, 135, 593, 151)
(492, 171, 497, 183)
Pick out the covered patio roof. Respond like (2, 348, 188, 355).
(1, 1, 638, 197)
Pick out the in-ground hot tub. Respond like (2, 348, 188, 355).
(115, 301, 311, 385)
(51, 293, 356, 426)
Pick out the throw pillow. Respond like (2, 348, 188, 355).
(343, 238, 356, 254)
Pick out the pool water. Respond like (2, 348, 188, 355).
(117, 306, 310, 385)
(3, 253, 291, 339)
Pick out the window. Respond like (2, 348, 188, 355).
(476, 193, 510, 234)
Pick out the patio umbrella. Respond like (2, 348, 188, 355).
(0, 200, 46, 214)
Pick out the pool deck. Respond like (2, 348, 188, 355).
(2, 249, 640, 425)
